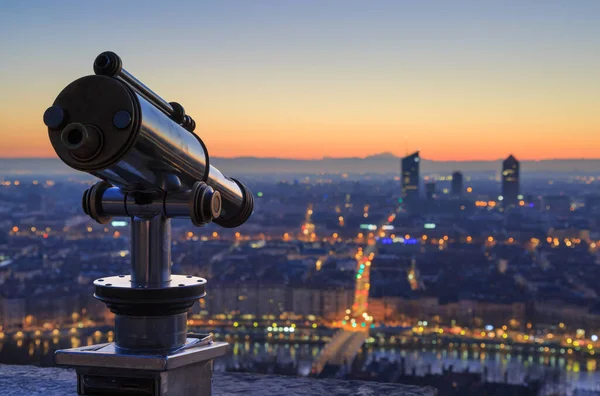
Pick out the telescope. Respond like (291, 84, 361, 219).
(44, 51, 253, 396)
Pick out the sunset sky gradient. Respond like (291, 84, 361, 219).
(1, 1, 599, 160)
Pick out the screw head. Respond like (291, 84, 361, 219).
(113, 110, 132, 129)
(43, 105, 67, 129)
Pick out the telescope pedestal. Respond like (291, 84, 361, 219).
(46, 51, 254, 396)
(55, 210, 228, 395)
(55, 335, 228, 396)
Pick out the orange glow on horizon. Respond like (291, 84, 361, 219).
(3, 129, 599, 161)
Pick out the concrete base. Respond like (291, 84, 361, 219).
(54, 335, 228, 396)
(74, 360, 213, 395)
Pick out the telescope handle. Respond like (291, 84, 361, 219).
(83, 181, 221, 227)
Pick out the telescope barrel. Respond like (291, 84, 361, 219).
(93, 51, 196, 132)
(45, 52, 253, 228)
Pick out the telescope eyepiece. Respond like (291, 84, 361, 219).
(60, 123, 103, 160)
(61, 123, 86, 149)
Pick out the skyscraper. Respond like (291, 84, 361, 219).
(401, 151, 420, 202)
(502, 155, 519, 207)
(451, 171, 463, 197)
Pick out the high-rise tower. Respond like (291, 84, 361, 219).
(401, 151, 420, 202)
(451, 171, 463, 197)
(502, 155, 519, 207)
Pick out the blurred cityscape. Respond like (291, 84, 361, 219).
(2, 154, 600, 395)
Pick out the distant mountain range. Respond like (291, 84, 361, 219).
(0, 155, 599, 176)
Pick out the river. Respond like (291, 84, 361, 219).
(1, 334, 600, 393)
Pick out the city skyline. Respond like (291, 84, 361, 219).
(3, 2, 600, 393)
(2, 1, 600, 160)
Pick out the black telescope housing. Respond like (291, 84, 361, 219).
(44, 51, 253, 228)
(49, 53, 241, 396)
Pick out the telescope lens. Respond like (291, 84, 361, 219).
(212, 192, 222, 218)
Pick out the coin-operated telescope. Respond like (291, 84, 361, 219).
(45, 52, 253, 396)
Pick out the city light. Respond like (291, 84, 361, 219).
(359, 224, 377, 230)
(1, 147, 596, 387)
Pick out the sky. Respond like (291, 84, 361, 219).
(1, 0, 599, 160)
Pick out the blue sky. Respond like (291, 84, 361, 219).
(1, 1, 599, 159)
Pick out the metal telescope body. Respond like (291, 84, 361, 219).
(45, 51, 253, 396)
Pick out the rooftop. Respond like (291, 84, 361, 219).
(0, 364, 436, 396)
